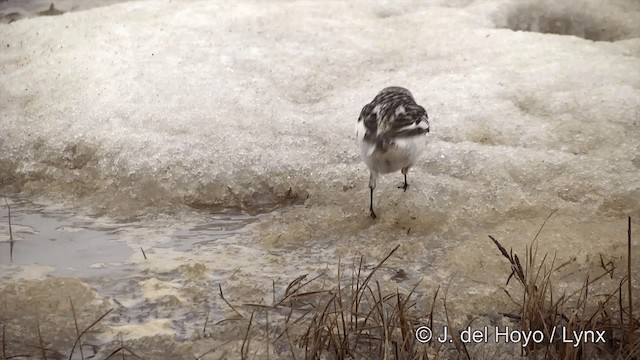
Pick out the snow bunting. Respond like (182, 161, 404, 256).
(356, 87, 430, 218)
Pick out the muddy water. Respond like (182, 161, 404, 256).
(1, 195, 636, 358)
(0, 195, 260, 356)
(0, 197, 132, 278)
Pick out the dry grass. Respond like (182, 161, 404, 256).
(216, 215, 638, 360)
(286, 245, 433, 359)
(489, 216, 638, 359)
(213, 245, 469, 360)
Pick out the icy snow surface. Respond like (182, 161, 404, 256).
(0, 0, 135, 23)
(0, 0, 639, 356)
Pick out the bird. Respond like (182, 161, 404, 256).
(355, 86, 430, 219)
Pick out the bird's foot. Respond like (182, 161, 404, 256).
(369, 209, 377, 219)
(398, 183, 409, 192)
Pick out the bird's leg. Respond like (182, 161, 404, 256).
(398, 167, 409, 192)
(369, 172, 377, 219)
(369, 188, 376, 219)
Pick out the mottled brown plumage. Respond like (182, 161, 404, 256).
(356, 86, 430, 218)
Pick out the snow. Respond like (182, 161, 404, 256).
(0, 0, 134, 23)
(1, 0, 637, 217)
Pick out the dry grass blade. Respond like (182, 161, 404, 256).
(277, 273, 325, 306)
(442, 277, 470, 360)
(336, 258, 348, 355)
(354, 245, 400, 309)
(272, 279, 277, 305)
(4, 198, 14, 262)
(105, 334, 139, 360)
(283, 312, 297, 360)
(266, 309, 270, 360)
(350, 256, 362, 334)
(35, 319, 47, 360)
(194, 340, 233, 360)
(513, 252, 525, 284)
(203, 310, 210, 337)
(3, 199, 12, 242)
(373, 281, 388, 358)
(2, 324, 6, 360)
(68, 308, 113, 360)
(489, 235, 510, 260)
(243, 304, 278, 310)
(241, 311, 255, 360)
(104, 345, 143, 360)
(69, 298, 85, 360)
(285, 274, 308, 298)
(428, 284, 440, 332)
(396, 280, 420, 355)
(598, 254, 615, 277)
(627, 216, 634, 348)
(489, 235, 525, 286)
(218, 284, 244, 319)
(122, 338, 143, 360)
(214, 317, 244, 326)
(532, 209, 558, 244)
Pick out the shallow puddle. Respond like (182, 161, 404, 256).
(0, 196, 263, 356)
(0, 198, 132, 278)
(0, 196, 255, 281)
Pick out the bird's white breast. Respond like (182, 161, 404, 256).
(358, 135, 425, 174)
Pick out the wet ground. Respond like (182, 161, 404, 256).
(1, 194, 636, 359)
(0, 195, 260, 357)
